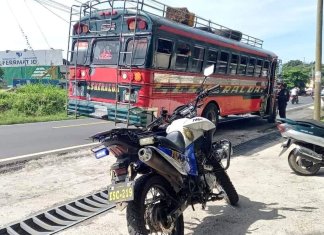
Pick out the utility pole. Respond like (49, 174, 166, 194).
(314, 0, 323, 120)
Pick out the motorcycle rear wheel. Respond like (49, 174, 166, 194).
(288, 153, 321, 176)
(126, 174, 184, 235)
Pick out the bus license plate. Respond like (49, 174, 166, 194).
(108, 182, 134, 203)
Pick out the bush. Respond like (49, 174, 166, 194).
(0, 91, 14, 112)
(1, 84, 67, 118)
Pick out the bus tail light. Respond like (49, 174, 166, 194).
(69, 69, 81, 79)
(127, 18, 147, 30)
(73, 23, 89, 35)
(99, 10, 117, 16)
(81, 70, 86, 78)
(134, 72, 142, 82)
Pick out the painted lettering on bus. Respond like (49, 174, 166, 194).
(218, 86, 265, 94)
(87, 82, 120, 92)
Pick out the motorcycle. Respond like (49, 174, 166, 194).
(291, 95, 299, 104)
(277, 118, 324, 175)
(91, 65, 238, 235)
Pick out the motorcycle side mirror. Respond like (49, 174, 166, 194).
(203, 64, 214, 77)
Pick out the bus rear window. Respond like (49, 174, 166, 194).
(71, 41, 89, 65)
(92, 40, 120, 65)
(125, 38, 148, 65)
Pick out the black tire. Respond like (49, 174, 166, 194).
(267, 100, 277, 123)
(202, 103, 219, 127)
(215, 169, 239, 206)
(288, 152, 321, 176)
(126, 174, 184, 235)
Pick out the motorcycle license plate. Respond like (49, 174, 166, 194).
(108, 181, 134, 203)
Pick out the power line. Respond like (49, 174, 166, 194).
(33, 0, 69, 23)
(36, 0, 70, 13)
(6, 0, 36, 54)
(25, 0, 52, 49)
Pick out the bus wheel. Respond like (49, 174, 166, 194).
(202, 103, 219, 127)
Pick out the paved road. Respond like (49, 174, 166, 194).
(0, 119, 117, 159)
(0, 96, 314, 160)
(286, 95, 313, 110)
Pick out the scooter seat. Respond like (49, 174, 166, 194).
(156, 131, 185, 153)
(295, 119, 324, 137)
(296, 119, 324, 129)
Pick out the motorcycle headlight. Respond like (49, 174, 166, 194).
(139, 136, 155, 146)
(183, 127, 194, 141)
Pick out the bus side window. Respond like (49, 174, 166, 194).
(229, 54, 239, 75)
(175, 42, 191, 71)
(262, 60, 270, 77)
(154, 39, 173, 69)
(191, 46, 204, 72)
(238, 56, 247, 75)
(255, 59, 263, 77)
(207, 50, 218, 73)
(217, 51, 229, 74)
(247, 57, 256, 76)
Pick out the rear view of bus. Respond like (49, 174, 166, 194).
(67, 1, 153, 126)
(67, 0, 278, 127)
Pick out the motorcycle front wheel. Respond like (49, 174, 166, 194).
(288, 153, 321, 176)
(126, 174, 184, 235)
(214, 167, 239, 206)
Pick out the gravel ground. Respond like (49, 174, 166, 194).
(1, 136, 324, 234)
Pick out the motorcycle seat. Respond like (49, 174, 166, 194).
(156, 131, 185, 153)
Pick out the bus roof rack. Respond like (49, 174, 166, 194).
(78, 0, 263, 48)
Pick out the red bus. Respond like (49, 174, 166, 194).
(67, 0, 278, 127)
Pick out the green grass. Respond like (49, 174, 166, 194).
(0, 111, 72, 125)
(0, 84, 71, 125)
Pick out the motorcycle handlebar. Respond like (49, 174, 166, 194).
(146, 83, 220, 129)
(207, 84, 220, 94)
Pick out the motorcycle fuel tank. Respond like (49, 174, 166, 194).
(167, 117, 215, 147)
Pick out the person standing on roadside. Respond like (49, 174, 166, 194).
(277, 83, 290, 118)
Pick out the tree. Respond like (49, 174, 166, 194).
(0, 66, 3, 79)
(282, 60, 312, 89)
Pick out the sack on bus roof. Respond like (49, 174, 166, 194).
(166, 7, 195, 27)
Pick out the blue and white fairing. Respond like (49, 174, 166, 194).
(165, 117, 216, 176)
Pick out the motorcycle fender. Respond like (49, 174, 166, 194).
(279, 143, 299, 158)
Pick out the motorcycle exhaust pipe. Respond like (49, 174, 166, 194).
(295, 147, 323, 164)
(138, 148, 183, 189)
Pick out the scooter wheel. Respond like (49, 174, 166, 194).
(288, 153, 321, 176)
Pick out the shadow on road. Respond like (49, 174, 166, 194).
(185, 195, 317, 235)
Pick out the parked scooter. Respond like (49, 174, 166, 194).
(277, 118, 324, 175)
(91, 65, 238, 235)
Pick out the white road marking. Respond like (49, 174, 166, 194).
(0, 143, 98, 165)
(287, 104, 313, 111)
(52, 122, 108, 129)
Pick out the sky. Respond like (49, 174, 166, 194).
(0, 0, 319, 63)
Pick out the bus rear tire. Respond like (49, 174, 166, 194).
(202, 103, 219, 128)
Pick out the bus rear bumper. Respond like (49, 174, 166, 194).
(67, 99, 153, 127)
